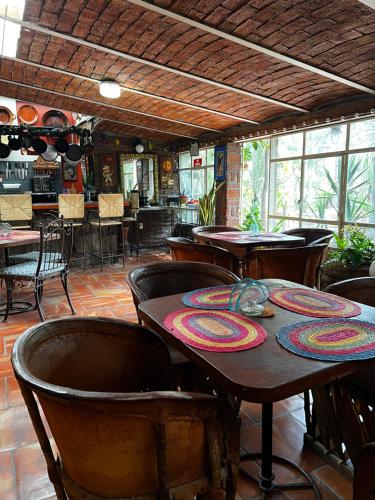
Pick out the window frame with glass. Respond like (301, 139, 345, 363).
(241, 117, 375, 238)
(178, 148, 215, 201)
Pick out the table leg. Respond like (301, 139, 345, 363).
(240, 402, 322, 498)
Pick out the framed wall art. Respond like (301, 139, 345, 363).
(98, 154, 118, 190)
(214, 145, 226, 181)
(63, 162, 77, 181)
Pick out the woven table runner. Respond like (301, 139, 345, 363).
(163, 308, 267, 352)
(270, 288, 361, 318)
(277, 318, 375, 361)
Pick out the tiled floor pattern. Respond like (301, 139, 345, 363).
(0, 251, 353, 499)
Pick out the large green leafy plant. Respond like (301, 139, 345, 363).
(324, 225, 375, 269)
(198, 181, 225, 226)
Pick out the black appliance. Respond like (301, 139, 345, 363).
(31, 192, 57, 203)
(33, 176, 53, 193)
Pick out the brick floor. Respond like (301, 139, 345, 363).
(0, 250, 353, 499)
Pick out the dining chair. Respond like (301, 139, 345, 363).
(166, 236, 241, 276)
(127, 261, 240, 323)
(242, 244, 328, 288)
(282, 227, 334, 246)
(323, 277, 375, 306)
(58, 193, 88, 269)
(127, 261, 240, 390)
(192, 225, 240, 244)
(12, 317, 239, 499)
(305, 276, 375, 469)
(89, 193, 126, 270)
(0, 217, 75, 321)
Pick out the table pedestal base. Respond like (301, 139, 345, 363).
(240, 452, 321, 498)
(240, 402, 321, 499)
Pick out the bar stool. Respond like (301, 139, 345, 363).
(123, 209, 139, 258)
(58, 194, 87, 270)
(0, 194, 33, 229)
(89, 193, 126, 271)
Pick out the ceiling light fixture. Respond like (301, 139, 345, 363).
(99, 79, 121, 99)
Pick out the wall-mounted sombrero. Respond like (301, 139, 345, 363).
(18, 104, 38, 125)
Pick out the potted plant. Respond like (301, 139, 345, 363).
(321, 225, 375, 288)
(198, 181, 225, 226)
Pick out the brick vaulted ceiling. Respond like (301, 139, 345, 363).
(0, 0, 374, 144)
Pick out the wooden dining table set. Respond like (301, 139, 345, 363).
(139, 277, 375, 498)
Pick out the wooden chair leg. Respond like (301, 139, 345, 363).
(61, 272, 75, 315)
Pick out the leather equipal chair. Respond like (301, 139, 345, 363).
(242, 244, 328, 289)
(127, 261, 240, 323)
(166, 236, 241, 276)
(12, 317, 239, 499)
(323, 277, 375, 307)
(192, 225, 240, 244)
(282, 227, 334, 246)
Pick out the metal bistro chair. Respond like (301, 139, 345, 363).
(0, 193, 33, 229)
(12, 317, 239, 499)
(89, 194, 126, 271)
(58, 194, 88, 270)
(0, 217, 75, 321)
(242, 244, 328, 289)
(192, 225, 241, 245)
(166, 236, 241, 276)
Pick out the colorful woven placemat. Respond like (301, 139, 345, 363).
(277, 318, 375, 361)
(163, 308, 267, 352)
(182, 285, 233, 309)
(270, 288, 361, 318)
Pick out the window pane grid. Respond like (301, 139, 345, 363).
(263, 118, 375, 234)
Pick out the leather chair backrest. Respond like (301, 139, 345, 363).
(127, 261, 240, 312)
(243, 244, 328, 288)
(166, 237, 241, 275)
(323, 277, 375, 307)
(283, 227, 334, 246)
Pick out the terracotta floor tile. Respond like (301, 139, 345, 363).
(0, 377, 7, 410)
(0, 405, 37, 452)
(312, 465, 353, 500)
(6, 376, 23, 408)
(0, 450, 16, 499)
(14, 443, 56, 499)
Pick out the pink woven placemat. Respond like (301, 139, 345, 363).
(270, 288, 361, 318)
(163, 308, 267, 352)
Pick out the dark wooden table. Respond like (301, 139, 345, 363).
(139, 291, 375, 497)
(197, 231, 305, 259)
(0, 230, 41, 315)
